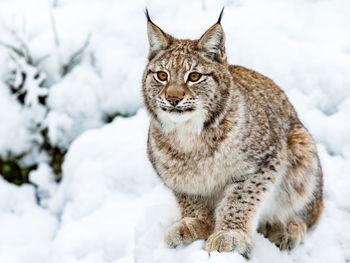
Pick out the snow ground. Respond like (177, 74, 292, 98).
(0, 0, 350, 262)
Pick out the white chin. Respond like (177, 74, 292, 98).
(167, 112, 192, 123)
(156, 108, 206, 134)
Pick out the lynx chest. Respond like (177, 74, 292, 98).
(148, 124, 251, 196)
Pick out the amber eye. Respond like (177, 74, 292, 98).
(157, 71, 168, 81)
(188, 72, 201, 82)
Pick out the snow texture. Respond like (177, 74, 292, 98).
(0, 0, 350, 262)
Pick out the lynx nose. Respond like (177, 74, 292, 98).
(166, 96, 182, 106)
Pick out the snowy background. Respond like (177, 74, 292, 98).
(0, 0, 349, 262)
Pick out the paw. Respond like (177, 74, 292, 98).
(164, 217, 211, 248)
(281, 220, 306, 250)
(258, 219, 306, 250)
(205, 230, 253, 259)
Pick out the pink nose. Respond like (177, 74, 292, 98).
(166, 96, 182, 106)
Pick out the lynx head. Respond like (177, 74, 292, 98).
(142, 9, 234, 133)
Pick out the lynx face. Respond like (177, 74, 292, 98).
(142, 14, 233, 132)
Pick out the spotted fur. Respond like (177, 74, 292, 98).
(142, 13, 323, 259)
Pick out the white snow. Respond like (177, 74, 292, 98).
(0, 177, 58, 263)
(0, 0, 349, 262)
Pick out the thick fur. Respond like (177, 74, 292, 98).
(142, 16, 323, 259)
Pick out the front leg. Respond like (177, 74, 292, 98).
(165, 192, 214, 248)
(206, 171, 276, 259)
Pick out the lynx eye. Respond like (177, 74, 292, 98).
(188, 72, 202, 82)
(156, 71, 168, 81)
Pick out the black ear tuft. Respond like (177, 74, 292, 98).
(145, 8, 152, 23)
(217, 7, 224, 24)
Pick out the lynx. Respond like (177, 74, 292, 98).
(142, 9, 323, 259)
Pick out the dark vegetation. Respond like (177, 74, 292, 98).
(0, 34, 128, 186)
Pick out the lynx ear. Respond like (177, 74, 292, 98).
(146, 9, 170, 60)
(197, 8, 226, 62)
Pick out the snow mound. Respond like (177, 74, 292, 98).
(49, 110, 161, 262)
